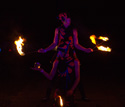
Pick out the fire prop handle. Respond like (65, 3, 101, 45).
(14, 36, 39, 56)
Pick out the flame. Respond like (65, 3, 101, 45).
(58, 96, 63, 107)
(97, 46, 111, 52)
(90, 35, 111, 52)
(14, 36, 25, 56)
(98, 36, 109, 41)
(90, 35, 96, 44)
(38, 66, 41, 68)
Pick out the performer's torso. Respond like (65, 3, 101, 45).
(55, 25, 77, 90)
(57, 25, 76, 60)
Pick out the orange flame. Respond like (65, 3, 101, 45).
(97, 46, 111, 52)
(90, 35, 111, 52)
(58, 96, 63, 107)
(14, 36, 25, 56)
(90, 35, 96, 44)
(98, 36, 109, 41)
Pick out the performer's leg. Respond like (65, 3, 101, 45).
(46, 80, 54, 98)
(78, 79, 87, 99)
(42, 60, 59, 101)
(74, 59, 80, 90)
(74, 59, 89, 102)
(42, 80, 53, 101)
(64, 59, 80, 107)
(78, 69, 89, 101)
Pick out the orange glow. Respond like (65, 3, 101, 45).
(38, 66, 40, 68)
(90, 35, 96, 44)
(14, 36, 25, 56)
(54, 46, 58, 51)
(97, 46, 111, 52)
(58, 96, 63, 107)
(98, 36, 109, 41)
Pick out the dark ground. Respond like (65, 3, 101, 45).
(0, 1, 125, 107)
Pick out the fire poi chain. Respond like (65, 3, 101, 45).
(90, 35, 111, 52)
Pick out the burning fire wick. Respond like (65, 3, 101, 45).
(58, 96, 63, 107)
(14, 36, 39, 55)
(14, 36, 25, 56)
(90, 35, 111, 52)
(97, 46, 111, 52)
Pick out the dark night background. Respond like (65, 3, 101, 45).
(0, 0, 125, 107)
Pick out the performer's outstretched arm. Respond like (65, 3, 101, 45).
(38, 28, 59, 53)
(72, 60, 80, 91)
(73, 29, 93, 53)
(32, 60, 59, 80)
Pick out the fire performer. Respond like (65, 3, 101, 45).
(32, 12, 93, 106)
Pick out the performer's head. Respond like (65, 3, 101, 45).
(58, 12, 71, 27)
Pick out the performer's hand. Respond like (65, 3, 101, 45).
(31, 67, 41, 71)
(66, 89, 73, 96)
(85, 48, 93, 53)
(31, 67, 44, 73)
(38, 48, 47, 53)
